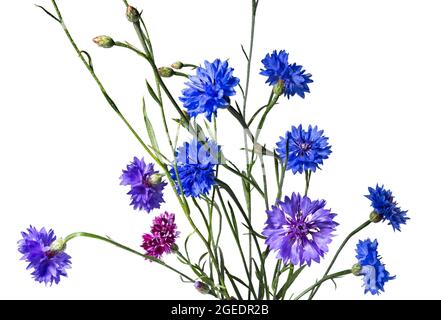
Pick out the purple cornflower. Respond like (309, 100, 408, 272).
(18, 226, 71, 285)
(120, 157, 166, 213)
(141, 212, 179, 259)
(263, 193, 338, 266)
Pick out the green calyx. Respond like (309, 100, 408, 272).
(369, 211, 382, 223)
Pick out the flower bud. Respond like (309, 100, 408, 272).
(171, 61, 184, 70)
(158, 67, 175, 78)
(194, 281, 210, 295)
(351, 263, 362, 276)
(126, 6, 140, 23)
(148, 173, 164, 185)
(369, 211, 382, 223)
(273, 79, 285, 96)
(93, 36, 115, 49)
(50, 238, 66, 254)
(171, 243, 179, 253)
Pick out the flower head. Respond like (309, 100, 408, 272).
(120, 157, 167, 213)
(170, 138, 221, 197)
(141, 212, 179, 259)
(263, 193, 338, 266)
(276, 125, 332, 174)
(366, 185, 409, 231)
(194, 281, 210, 294)
(260, 50, 312, 98)
(18, 226, 71, 285)
(355, 239, 395, 295)
(180, 59, 240, 121)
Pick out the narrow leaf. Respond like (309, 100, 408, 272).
(35, 5, 61, 23)
(80, 51, 94, 71)
(241, 44, 250, 61)
(145, 79, 160, 105)
(142, 98, 161, 159)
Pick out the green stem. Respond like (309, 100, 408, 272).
(129, 15, 228, 298)
(304, 170, 311, 196)
(242, 0, 259, 118)
(64, 232, 194, 282)
(213, 188, 257, 299)
(46, 2, 224, 296)
(216, 179, 269, 299)
(294, 269, 352, 300)
(241, 1, 260, 298)
(271, 260, 282, 299)
(114, 41, 148, 59)
(258, 153, 269, 210)
(182, 63, 198, 69)
(308, 220, 372, 299)
(255, 95, 278, 143)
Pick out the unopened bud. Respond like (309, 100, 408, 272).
(158, 67, 175, 78)
(50, 238, 66, 253)
(369, 211, 382, 223)
(148, 173, 164, 185)
(273, 79, 285, 96)
(194, 281, 210, 295)
(171, 61, 184, 70)
(93, 35, 115, 49)
(126, 6, 140, 23)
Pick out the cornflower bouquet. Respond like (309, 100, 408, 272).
(19, 0, 409, 300)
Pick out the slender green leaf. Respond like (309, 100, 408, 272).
(241, 44, 250, 61)
(80, 51, 93, 71)
(142, 98, 161, 159)
(224, 268, 243, 300)
(184, 231, 195, 260)
(198, 252, 209, 266)
(145, 79, 160, 105)
(35, 4, 61, 23)
(276, 265, 306, 299)
(247, 104, 268, 127)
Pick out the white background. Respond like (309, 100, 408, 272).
(1, 0, 440, 300)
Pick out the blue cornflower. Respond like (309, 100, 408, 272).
(366, 185, 409, 231)
(18, 226, 71, 285)
(260, 50, 313, 98)
(120, 157, 167, 213)
(180, 59, 240, 121)
(170, 138, 221, 197)
(276, 125, 332, 174)
(263, 193, 338, 266)
(355, 239, 395, 295)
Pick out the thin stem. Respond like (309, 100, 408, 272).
(114, 41, 148, 59)
(64, 232, 194, 282)
(255, 95, 278, 143)
(276, 151, 288, 201)
(304, 170, 311, 196)
(242, 0, 259, 118)
(216, 179, 269, 299)
(129, 15, 228, 298)
(241, 1, 259, 299)
(308, 220, 372, 299)
(258, 153, 269, 210)
(46, 4, 221, 295)
(271, 260, 282, 299)
(293, 270, 352, 300)
(213, 187, 258, 299)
